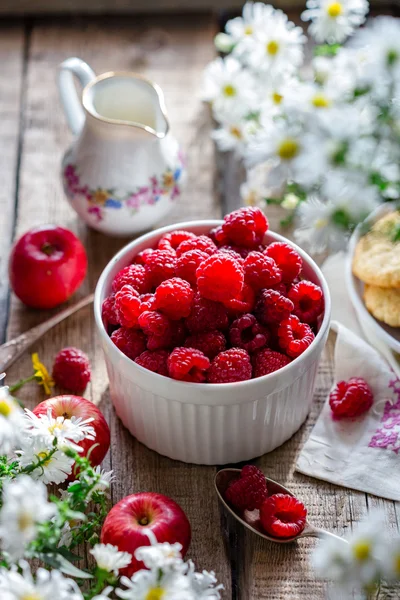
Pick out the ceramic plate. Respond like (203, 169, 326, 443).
(346, 203, 400, 354)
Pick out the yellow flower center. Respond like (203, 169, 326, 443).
(312, 94, 330, 108)
(272, 92, 283, 104)
(315, 218, 329, 229)
(18, 511, 34, 532)
(277, 138, 299, 160)
(327, 2, 343, 18)
(223, 84, 236, 97)
(38, 451, 51, 466)
(244, 25, 253, 35)
(230, 126, 243, 139)
(21, 595, 42, 600)
(145, 588, 165, 600)
(353, 540, 371, 562)
(0, 400, 12, 417)
(266, 40, 279, 56)
(394, 553, 400, 575)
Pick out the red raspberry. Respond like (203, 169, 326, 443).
(278, 315, 315, 358)
(102, 294, 119, 327)
(329, 377, 373, 419)
(145, 250, 177, 287)
(252, 349, 291, 377)
(217, 247, 245, 263)
(196, 254, 244, 303)
(221, 245, 265, 259)
(112, 264, 151, 294)
(52, 347, 91, 393)
(229, 314, 269, 353)
(185, 292, 229, 334)
(288, 281, 324, 324)
(225, 465, 268, 511)
(168, 347, 210, 383)
(133, 248, 155, 266)
(208, 348, 252, 383)
(208, 225, 229, 246)
(135, 350, 169, 376)
(139, 293, 156, 312)
(158, 230, 196, 252)
(260, 494, 307, 539)
(176, 235, 217, 257)
(154, 278, 194, 320)
(114, 285, 142, 328)
(176, 250, 209, 287)
(184, 331, 226, 360)
(264, 242, 302, 284)
(255, 289, 294, 325)
(244, 252, 282, 290)
(147, 320, 186, 351)
(111, 327, 146, 360)
(139, 310, 171, 336)
(224, 283, 255, 316)
(222, 207, 268, 248)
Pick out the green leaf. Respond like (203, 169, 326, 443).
(57, 546, 83, 562)
(314, 43, 341, 57)
(39, 553, 93, 579)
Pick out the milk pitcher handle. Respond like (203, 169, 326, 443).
(58, 58, 96, 136)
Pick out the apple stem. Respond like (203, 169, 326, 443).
(139, 517, 149, 526)
(41, 242, 54, 256)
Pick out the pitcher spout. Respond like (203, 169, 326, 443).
(82, 71, 169, 138)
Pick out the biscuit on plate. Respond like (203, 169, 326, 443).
(352, 211, 400, 288)
(364, 284, 400, 328)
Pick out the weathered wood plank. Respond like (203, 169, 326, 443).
(4, 13, 231, 594)
(0, 23, 25, 343)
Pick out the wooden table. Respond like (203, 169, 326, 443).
(1, 12, 400, 599)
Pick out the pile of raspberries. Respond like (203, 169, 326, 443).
(101, 207, 324, 384)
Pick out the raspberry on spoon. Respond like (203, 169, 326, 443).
(260, 493, 307, 539)
(225, 465, 268, 512)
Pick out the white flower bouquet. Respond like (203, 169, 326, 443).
(203, 0, 400, 253)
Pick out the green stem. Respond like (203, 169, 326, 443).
(20, 447, 58, 475)
(9, 374, 36, 393)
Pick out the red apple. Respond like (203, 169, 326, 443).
(9, 225, 87, 309)
(33, 395, 110, 472)
(101, 492, 191, 575)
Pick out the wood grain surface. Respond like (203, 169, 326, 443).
(1, 12, 399, 600)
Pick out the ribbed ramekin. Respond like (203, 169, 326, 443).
(94, 220, 331, 465)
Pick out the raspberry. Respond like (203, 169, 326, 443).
(224, 283, 255, 316)
(278, 315, 315, 358)
(185, 292, 229, 334)
(135, 350, 169, 376)
(244, 252, 282, 290)
(102, 294, 119, 327)
(229, 314, 269, 353)
(329, 377, 374, 419)
(145, 250, 177, 287)
(112, 264, 151, 294)
(168, 347, 210, 383)
(208, 348, 252, 383)
(139, 311, 186, 350)
(52, 347, 91, 394)
(222, 207, 268, 248)
(208, 225, 229, 246)
(139, 310, 171, 337)
(264, 242, 302, 284)
(114, 285, 142, 328)
(196, 254, 244, 303)
(184, 331, 226, 360)
(154, 278, 194, 320)
(220, 245, 265, 259)
(288, 281, 324, 324)
(260, 494, 307, 539)
(158, 230, 196, 252)
(139, 293, 156, 312)
(225, 465, 268, 512)
(176, 235, 217, 257)
(175, 249, 209, 287)
(255, 289, 294, 325)
(217, 247, 245, 263)
(111, 327, 146, 360)
(252, 349, 291, 377)
(133, 248, 155, 265)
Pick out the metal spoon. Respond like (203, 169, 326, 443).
(215, 468, 345, 544)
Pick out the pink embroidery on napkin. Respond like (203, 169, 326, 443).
(369, 379, 400, 454)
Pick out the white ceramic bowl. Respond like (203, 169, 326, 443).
(94, 220, 331, 465)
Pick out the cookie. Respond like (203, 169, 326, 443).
(364, 284, 400, 327)
(352, 211, 400, 288)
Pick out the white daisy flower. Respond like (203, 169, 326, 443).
(350, 16, 400, 81)
(321, 170, 380, 220)
(211, 117, 258, 153)
(0, 386, 26, 455)
(377, 536, 400, 581)
(214, 32, 235, 54)
(25, 408, 95, 451)
(71, 467, 114, 500)
(201, 56, 256, 119)
(0, 476, 57, 561)
(302, 0, 368, 44)
(134, 542, 183, 571)
(90, 543, 132, 576)
(17, 438, 74, 484)
(238, 7, 306, 76)
(258, 74, 302, 117)
(59, 522, 73, 548)
(240, 162, 272, 208)
(91, 587, 114, 600)
(0, 561, 83, 600)
(185, 561, 224, 599)
(116, 570, 195, 600)
(294, 195, 349, 253)
(226, 1, 274, 44)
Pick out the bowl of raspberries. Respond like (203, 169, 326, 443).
(94, 207, 331, 464)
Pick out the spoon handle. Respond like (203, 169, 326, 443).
(302, 525, 347, 543)
(0, 294, 94, 373)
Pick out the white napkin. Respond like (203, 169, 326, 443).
(296, 253, 400, 501)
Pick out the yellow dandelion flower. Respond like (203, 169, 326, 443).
(32, 353, 54, 395)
